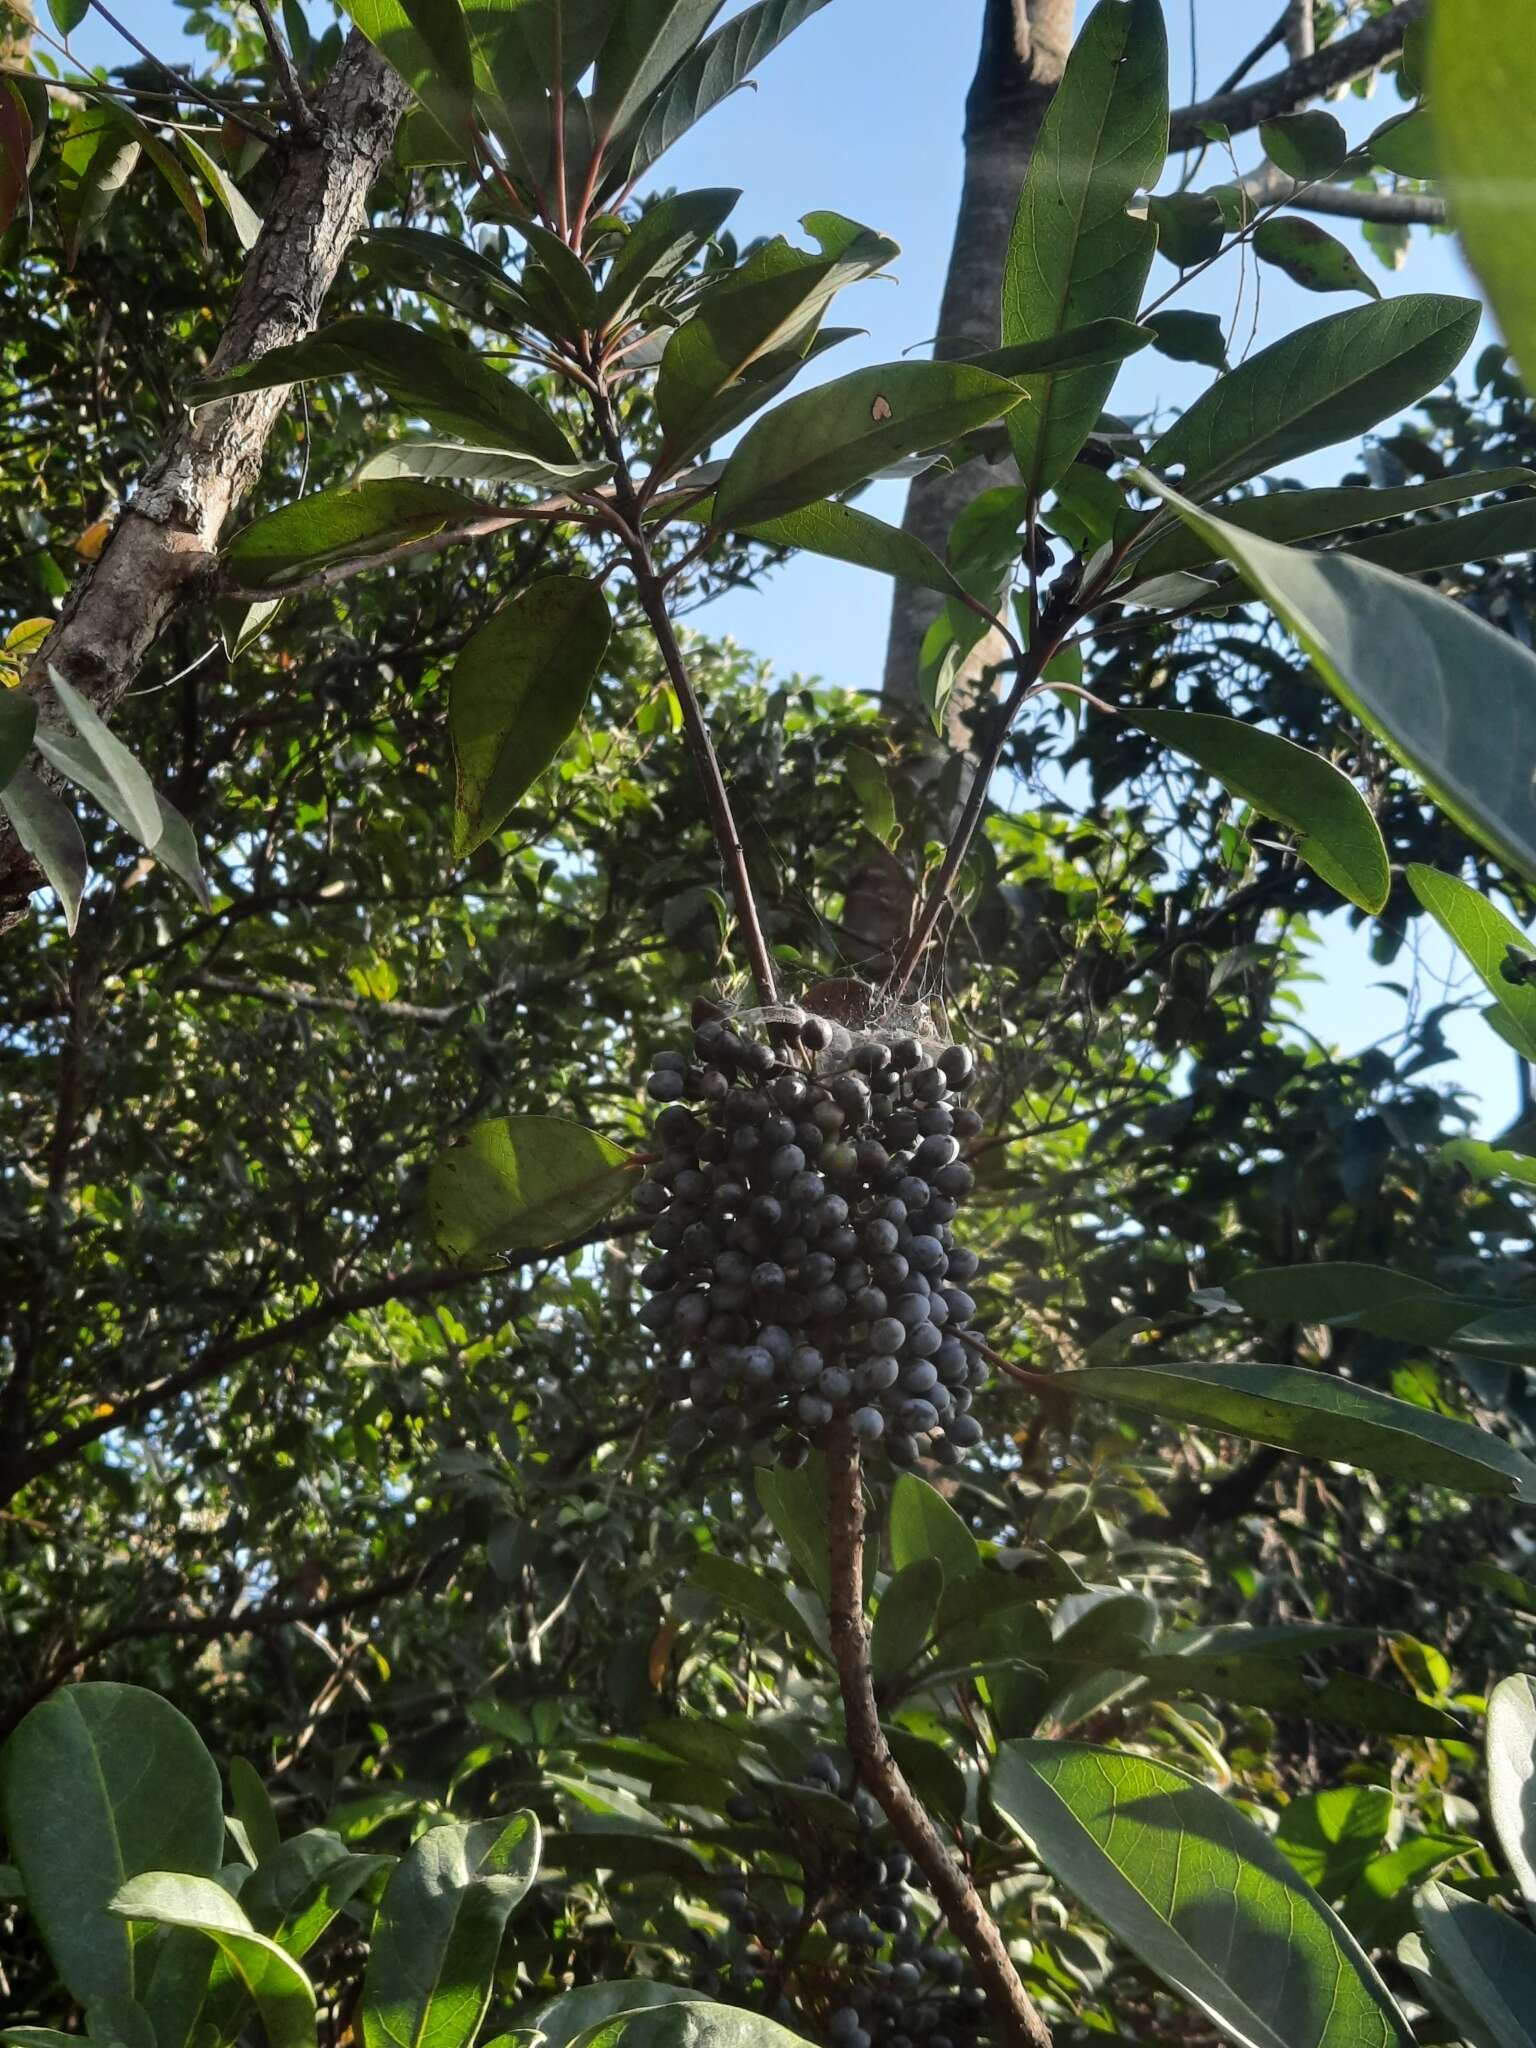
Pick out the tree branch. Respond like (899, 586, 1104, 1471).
(250, 0, 318, 141)
(0, 31, 412, 926)
(1168, 0, 1425, 153)
(824, 1435, 1054, 2048)
(0, 1215, 645, 1504)
(1239, 158, 1446, 225)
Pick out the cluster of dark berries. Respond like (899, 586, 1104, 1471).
(699, 1757, 987, 2048)
(636, 1002, 988, 1468)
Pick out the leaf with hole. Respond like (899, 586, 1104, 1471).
(428, 1117, 637, 1267)
(994, 1742, 1411, 2048)
(1059, 1360, 1536, 1500)
(1002, 0, 1167, 500)
(1138, 475, 1536, 883)
(360, 1813, 540, 2048)
(450, 574, 611, 854)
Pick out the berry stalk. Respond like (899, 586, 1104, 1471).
(824, 1432, 1055, 2048)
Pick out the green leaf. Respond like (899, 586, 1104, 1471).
(692, 496, 962, 598)
(340, 0, 476, 158)
(1230, 1261, 1487, 1345)
(1407, 866, 1536, 1061)
(230, 1758, 280, 1869)
(0, 764, 89, 934)
(0, 685, 36, 792)
(1437, 0, 1536, 357)
(450, 574, 611, 854)
(1488, 1675, 1536, 1906)
(1128, 469, 1536, 583)
(1144, 311, 1227, 369)
(1059, 1361, 1536, 1500)
(1134, 1658, 1461, 1739)
(428, 1116, 637, 1266)
(871, 1558, 944, 1687)
(0, 1686, 226, 2004)
(566, 1998, 810, 2048)
(656, 224, 898, 454)
(1253, 217, 1381, 300)
(1001, 0, 1168, 501)
(992, 1742, 1412, 2048)
(48, 0, 89, 30)
(1147, 190, 1225, 269)
(144, 794, 212, 911)
(1339, 493, 1536, 579)
(245, 1830, 390, 1960)
(1414, 1882, 1536, 2048)
(518, 217, 602, 333)
(354, 441, 610, 490)
(595, 186, 740, 325)
(525, 1986, 710, 2048)
(187, 317, 574, 465)
(1138, 474, 1536, 882)
(85, 2000, 157, 2048)
(755, 1450, 831, 1605)
(1130, 709, 1388, 910)
(689, 1554, 820, 1652)
(1443, 1140, 1536, 1189)
(970, 317, 1155, 381)
(588, 0, 725, 157)
(888, 1473, 979, 1580)
(1260, 110, 1349, 181)
(711, 361, 1024, 529)
(178, 133, 261, 252)
(225, 480, 485, 592)
(34, 671, 160, 849)
(358, 225, 531, 332)
(845, 745, 897, 846)
(1368, 109, 1438, 180)
(360, 1813, 540, 2048)
(110, 1873, 316, 2048)
(614, 0, 834, 193)
(1144, 295, 1478, 496)
(1276, 1789, 1395, 1900)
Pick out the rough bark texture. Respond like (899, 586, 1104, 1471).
(882, 0, 1074, 716)
(0, 31, 411, 926)
(825, 1434, 1054, 2048)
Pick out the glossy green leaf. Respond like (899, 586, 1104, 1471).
(1443, 1140, 1536, 1189)
(1253, 217, 1381, 300)
(1368, 110, 1437, 180)
(0, 763, 89, 935)
(361, 1813, 540, 2048)
(526, 1986, 710, 2048)
(888, 1473, 979, 1580)
(341, 0, 476, 156)
(0, 1686, 226, 2004)
(110, 1873, 315, 2048)
(596, 186, 740, 324)
(588, 1, 725, 156)
(1134, 1658, 1460, 1739)
(1488, 1675, 1536, 1905)
(244, 1830, 390, 1960)
(691, 495, 962, 597)
(1144, 295, 1478, 496)
(1001, 0, 1168, 501)
(615, 0, 834, 192)
(712, 361, 1023, 529)
(1144, 311, 1227, 369)
(567, 1999, 810, 2048)
(230, 1758, 280, 1868)
(993, 1742, 1411, 2048)
(225, 480, 485, 593)
(1230, 1261, 1488, 1344)
(143, 794, 211, 910)
(48, 0, 89, 30)
(1432, 2, 1536, 389)
(971, 317, 1154, 381)
(358, 225, 531, 332)
(1260, 110, 1349, 181)
(1131, 708, 1388, 910)
(188, 317, 574, 464)
(1340, 493, 1536, 579)
(354, 441, 610, 490)
(1414, 1882, 1536, 2048)
(0, 685, 36, 792)
(756, 1450, 831, 1606)
(518, 217, 602, 333)
(450, 574, 611, 854)
(428, 1116, 637, 1266)
(1060, 1360, 1536, 1500)
(1148, 189, 1225, 269)
(656, 223, 898, 453)
(1276, 1789, 1395, 1900)
(1139, 475, 1536, 882)
(845, 745, 897, 846)
(1128, 469, 1536, 583)
(56, 107, 140, 269)
(34, 671, 160, 850)
(871, 1557, 944, 1687)
(689, 1553, 820, 1651)
(1408, 865, 1536, 1061)
(178, 133, 261, 252)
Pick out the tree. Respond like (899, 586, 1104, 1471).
(6, 2, 1536, 2047)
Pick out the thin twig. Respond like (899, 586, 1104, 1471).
(86, 0, 281, 143)
(824, 1434, 1053, 2048)
(250, 0, 318, 141)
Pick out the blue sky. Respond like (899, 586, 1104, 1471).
(59, 0, 1521, 1131)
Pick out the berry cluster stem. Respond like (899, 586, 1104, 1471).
(824, 1434, 1054, 2048)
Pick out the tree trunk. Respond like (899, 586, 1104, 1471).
(0, 32, 411, 927)
(882, 0, 1075, 715)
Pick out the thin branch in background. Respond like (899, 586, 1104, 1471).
(249, 0, 318, 140)
(86, 0, 281, 144)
